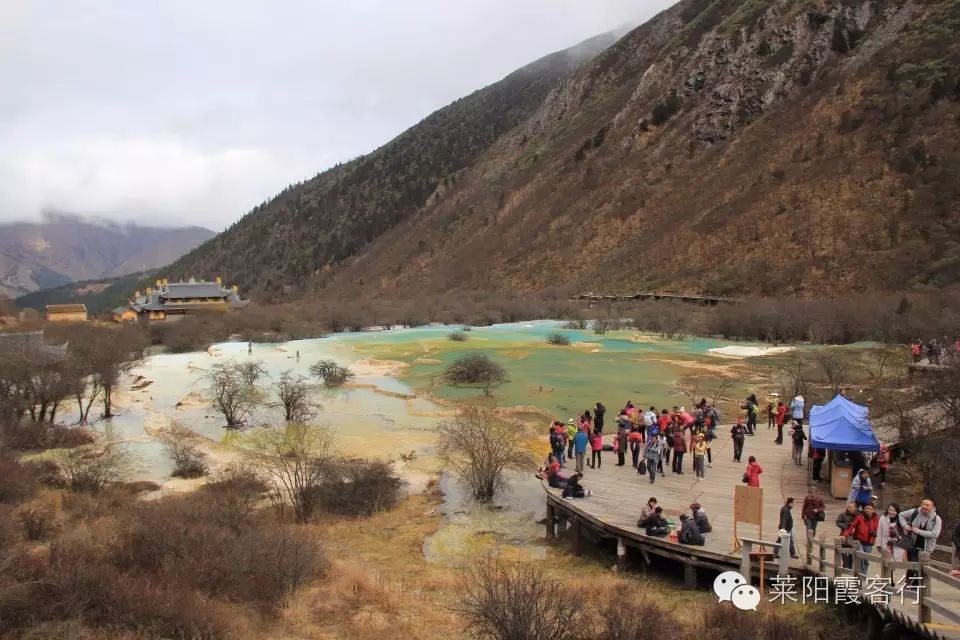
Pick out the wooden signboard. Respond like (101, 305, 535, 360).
(731, 485, 764, 552)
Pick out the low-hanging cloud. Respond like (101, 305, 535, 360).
(1, 0, 673, 231)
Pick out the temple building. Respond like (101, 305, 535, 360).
(128, 277, 249, 321)
(45, 303, 88, 323)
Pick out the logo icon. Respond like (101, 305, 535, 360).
(730, 584, 761, 611)
(713, 571, 746, 603)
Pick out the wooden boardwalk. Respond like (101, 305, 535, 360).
(544, 427, 960, 639)
(572, 291, 743, 305)
(547, 425, 812, 563)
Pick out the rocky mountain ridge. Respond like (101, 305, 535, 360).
(167, 0, 960, 299)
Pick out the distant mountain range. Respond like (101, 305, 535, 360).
(0, 214, 215, 298)
(166, 0, 960, 299)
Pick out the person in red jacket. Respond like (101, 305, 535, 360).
(774, 401, 787, 445)
(842, 503, 880, 577)
(671, 427, 687, 474)
(744, 456, 763, 487)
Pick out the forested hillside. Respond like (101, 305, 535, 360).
(169, 0, 960, 299)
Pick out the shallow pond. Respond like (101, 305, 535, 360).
(86, 320, 801, 559)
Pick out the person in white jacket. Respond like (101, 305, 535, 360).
(898, 499, 943, 581)
(875, 503, 904, 562)
(790, 395, 805, 426)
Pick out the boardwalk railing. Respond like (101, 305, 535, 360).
(807, 535, 960, 634)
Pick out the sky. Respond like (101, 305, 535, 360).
(0, 1, 674, 231)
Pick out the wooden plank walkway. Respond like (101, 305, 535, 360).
(572, 291, 743, 305)
(547, 425, 812, 561)
(545, 426, 960, 638)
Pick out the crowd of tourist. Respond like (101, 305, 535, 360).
(538, 390, 959, 577)
(909, 338, 960, 365)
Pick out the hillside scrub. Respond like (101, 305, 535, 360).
(545, 332, 571, 345)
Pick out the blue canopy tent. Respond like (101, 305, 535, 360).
(809, 395, 880, 497)
(809, 395, 879, 452)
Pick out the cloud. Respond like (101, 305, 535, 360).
(0, 0, 674, 231)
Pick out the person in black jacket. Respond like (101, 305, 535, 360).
(678, 514, 705, 545)
(690, 502, 712, 534)
(640, 506, 669, 536)
(594, 402, 606, 433)
(778, 497, 798, 558)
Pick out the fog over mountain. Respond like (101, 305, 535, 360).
(0, 1, 668, 230)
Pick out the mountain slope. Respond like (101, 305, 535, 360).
(171, 0, 960, 299)
(0, 215, 215, 297)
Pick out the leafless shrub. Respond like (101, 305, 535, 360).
(449, 331, 469, 342)
(585, 596, 672, 640)
(14, 498, 60, 540)
(157, 422, 208, 478)
(437, 408, 535, 502)
(203, 360, 268, 429)
(273, 370, 316, 422)
(309, 360, 355, 387)
(690, 602, 809, 640)
(545, 333, 571, 346)
(0, 455, 38, 504)
(52, 445, 131, 493)
(459, 551, 577, 640)
(563, 319, 588, 330)
(815, 352, 848, 396)
(243, 424, 335, 522)
(313, 458, 405, 516)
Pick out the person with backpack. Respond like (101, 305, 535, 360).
(898, 499, 943, 582)
(704, 421, 715, 468)
(643, 435, 662, 484)
(678, 513, 705, 545)
(690, 502, 712, 533)
(847, 469, 873, 510)
(842, 503, 880, 577)
(742, 394, 759, 435)
(790, 422, 807, 467)
(628, 425, 643, 468)
(774, 401, 787, 444)
(836, 503, 858, 569)
(731, 419, 747, 462)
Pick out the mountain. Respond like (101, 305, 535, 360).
(0, 215, 215, 297)
(168, 0, 960, 299)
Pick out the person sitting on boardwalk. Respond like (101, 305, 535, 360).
(642, 435, 662, 484)
(678, 514, 705, 546)
(690, 503, 712, 533)
(744, 456, 763, 487)
(641, 506, 669, 536)
(562, 472, 588, 498)
(637, 497, 658, 527)
(731, 419, 747, 463)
